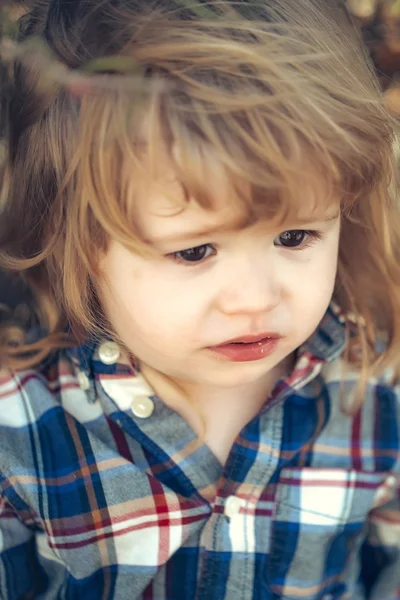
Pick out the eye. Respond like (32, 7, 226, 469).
(168, 244, 216, 264)
(275, 230, 321, 249)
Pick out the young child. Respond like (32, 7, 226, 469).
(0, 0, 399, 598)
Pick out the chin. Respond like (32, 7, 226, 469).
(206, 361, 280, 388)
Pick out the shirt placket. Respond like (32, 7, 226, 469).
(195, 400, 286, 600)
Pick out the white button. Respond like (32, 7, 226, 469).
(77, 371, 90, 391)
(131, 395, 154, 419)
(373, 475, 398, 508)
(100, 375, 154, 411)
(98, 341, 120, 365)
(224, 496, 245, 519)
(386, 475, 398, 489)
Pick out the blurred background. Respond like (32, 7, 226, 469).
(3, 0, 400, 108)
(0, 0, 400, 328)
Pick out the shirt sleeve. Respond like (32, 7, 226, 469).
(0, 490, 47, 599)
(359, 481, 400, 600)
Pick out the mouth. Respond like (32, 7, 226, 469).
(208, 333, 281, 362)
(220, 333, 281, 345)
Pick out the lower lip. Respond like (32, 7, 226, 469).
(208, 337, 280, 362)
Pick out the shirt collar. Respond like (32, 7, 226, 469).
(301, 302, 347, 363)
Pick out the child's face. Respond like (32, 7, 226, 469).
(98, 173, 340, 391)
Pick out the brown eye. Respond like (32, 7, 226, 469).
(172, 244, 215, 264)
(275, 230, 308, 248)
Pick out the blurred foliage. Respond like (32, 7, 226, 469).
(0, 1, 27, 37)
(2, 0, 400, 112)
(346, 0, 400, 113)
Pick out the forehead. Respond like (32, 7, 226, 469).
(134, 175, 244, 239)
(131, 163, 338, 242)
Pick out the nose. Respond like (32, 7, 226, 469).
(217, 254, 281, 316)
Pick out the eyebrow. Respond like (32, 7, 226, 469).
(150, 211, 340, 243)
(148, 215, 251, 244)
(291, 212, 340, 225)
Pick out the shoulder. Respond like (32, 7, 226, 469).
(320, 357, 400, 470)
(0, 360, 60, 427)
(0, 355, 95, 505)
(0, 365, 45, 428)
(0, 354, 84, 448)
(322, 356, 400, 406)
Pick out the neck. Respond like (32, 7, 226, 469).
(140, 354, 294, 465)
(189, 376, 274, 422)
(184, 354, 293, 445)
(186, 358, 293, 465)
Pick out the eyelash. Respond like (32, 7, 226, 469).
(167, 230, 323, 266)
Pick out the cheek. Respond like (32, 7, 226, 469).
(129, 270, 205, 325)
(99, 260, 208, 347)
(287, 243, 338, 323)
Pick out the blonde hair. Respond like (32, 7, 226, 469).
(0, 0, 399, 409)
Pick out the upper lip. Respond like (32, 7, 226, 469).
(213, 332, 281, 346)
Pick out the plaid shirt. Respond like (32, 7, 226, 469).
(0, 306, 399, 600)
